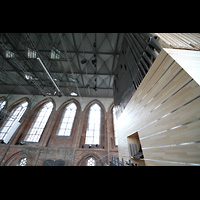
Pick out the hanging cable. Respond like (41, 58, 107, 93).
(80, 33, 91, 96)
(25, 33, 64, 97)
(59, 33, 82, 101)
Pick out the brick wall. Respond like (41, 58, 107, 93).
(0, 95, 118, 166)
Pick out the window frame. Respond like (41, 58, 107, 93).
(27, 48, 37, 58)
(85, 103, 101, 145)
(112, 106, 118, 146)
(56, 102, 77, 137)
(0, 101, 28, 141)
(0, 100, 6, 111)
(51, 49, 60, 59)
(24, 101, 53, 143)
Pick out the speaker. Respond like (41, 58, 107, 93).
(81, 59, 87, 64)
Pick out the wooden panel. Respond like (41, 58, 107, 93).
(117, 48, 200, 166)
(143, 143, 200, 164)
(128, 50, 168, 104)
(141, 119, 200, 148)
(154, 33, 200, 50)
(164, 48, 200, 85)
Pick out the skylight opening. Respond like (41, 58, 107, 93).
(28, 48, 36, 58)
(6, 50, 14, 58)
(51, 49, 60, 59)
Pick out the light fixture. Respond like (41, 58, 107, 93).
(58, 92, 62, 97)
(81, 58, 87, 64)
(91, 59, 97, 65)
(70, 92, 78, 96)
(25, 74, 32, 80)
(93, 85, 97, 91)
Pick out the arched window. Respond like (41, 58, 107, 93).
(87, 157, 96, 166)
(17, 157, 27, 166)
(112, 107, 118, 146)
(57, 102, 77, 136)
(24, 101, 53, 143)
(85, 103, 101, 145)
(0, 101, 28, 141)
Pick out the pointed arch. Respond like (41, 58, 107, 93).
(85, 103, 101, 145)
(3, 150, 32, 166)
(24, 101, 53, 143)
(76, 153, 104, 166)
(83, 99, 106, 113)
(53, 99, 81, 137)
(46, 98, 81, 147)
(80, 99, 106, 148)
(57, 102, 77, 136)
(0, 97, 29, 142)
(57, 98, 81, 113)
(20, 98, 55, 144)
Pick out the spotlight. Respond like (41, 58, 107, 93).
(93, 86, 97, 91)
(58, 93, 62, 97)
(91, 59, 97, 65)
(81, 59, 87, 64)
(70, 92, 78, 96)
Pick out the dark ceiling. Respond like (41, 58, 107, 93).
(0, 33, 124, 98)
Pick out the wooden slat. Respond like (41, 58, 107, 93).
(116, 48, 200, 165)
(154, 33, 200, 51)
(143, 143, 200, 164)
(141, 119, 200, 148)
(133, 55, 174, 104)
(117, 66, 197, 139)
(164, 48, 200, 86)
(130, 49, 168, 103)
(139, 96, 200, 139)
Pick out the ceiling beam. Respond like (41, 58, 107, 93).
(10, 49, 120, 55)
(107, 33, 120, 97)
(0, 51, 30, 85)
(0, 83, 113, 90)
(5, 69, 114, 75)
(1, 34, 47, 93)
(72, 33, 85, 88)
